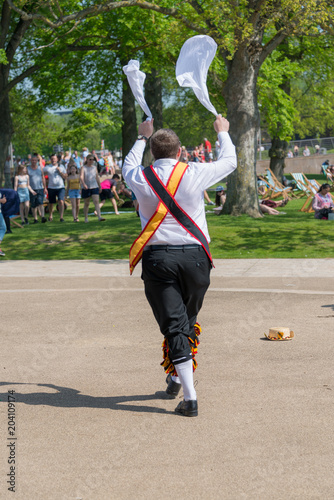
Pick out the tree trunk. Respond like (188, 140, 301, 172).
(222, 54, 262, 217)
(269, 136, 288, 183)
(142, 69, 163, 167)
(121, 73, 137, 161)
(0, 67, 13, 186)
(144, 69, 163, 129)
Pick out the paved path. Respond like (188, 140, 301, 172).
(0, 260, 333, 499)
(1, 258, 334, 277)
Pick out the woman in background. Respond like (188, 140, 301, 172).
(14, 165, 36, 224)
(80, 154, 105, 223)
(67, 162, 81, 222)
(312, 183, 334, 219)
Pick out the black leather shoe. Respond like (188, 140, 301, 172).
(175, 399, 198, 417)
(166, 374, 182, 398)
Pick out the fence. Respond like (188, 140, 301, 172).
(257, 137, 334, 160)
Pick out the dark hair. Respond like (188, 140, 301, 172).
(150, 129, 180, 160)
(318, 183, 331, 193)
(67, 159, 78, 174)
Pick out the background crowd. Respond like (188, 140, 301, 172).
(1, 138, 334, 258)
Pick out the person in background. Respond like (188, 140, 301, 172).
(0, 190, 7, 256)
(204, 137, 212, 162)
(82, 147, 89, 161)
(63, 151, 72, 167)
(72, 151, 82, 170)
(97, 156, 106, 173)
(96, 172, 121, 216)
(106, 151, 116, 175)
(44, 153, 67, 222)
(14, 165, 36, 225)
(191, 146, 200, 163)
(4, 156, 11, 188)
(80, 154, 105, 223)
(91, 150, 99, 164)
(28, 154, 47, 224)
(325, 165, 334, 183)
(303, 145, 310, 157)
(312, 183, 334, 219)
(198, 143, 205, 162)
(215, 139, 220, 160)
(66, 162, 81, 222)
(38, 154, 46, 168)
(214, 185, 226, 214)
(180, 146, 189, 163)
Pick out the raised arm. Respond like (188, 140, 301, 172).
(122, 118, 154, 182)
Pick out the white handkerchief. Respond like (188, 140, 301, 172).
(176, 35, 218, 116)
(123, 60, 152, 119)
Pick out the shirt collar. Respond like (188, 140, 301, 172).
(153, 158, 178, 168)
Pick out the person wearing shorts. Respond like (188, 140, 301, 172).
(80, 154, 105, 223)
(28, 155, 47, 223)
(14, 165, 36, 224)
(0, 191, 7, 256)
(97, 173, 120, 215)
(44, 154, 67, 222)
(66, 162, 81, 222)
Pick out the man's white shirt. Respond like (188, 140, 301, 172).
(122, 131, 237, 246)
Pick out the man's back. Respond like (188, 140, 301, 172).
(123, 130, 236, 245)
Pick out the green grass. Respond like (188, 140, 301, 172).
(1, 196, 334, 260)
(207, 199, 334, 258)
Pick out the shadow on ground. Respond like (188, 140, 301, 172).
(0, 382, 174, 415)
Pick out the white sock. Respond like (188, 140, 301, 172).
(171, 375, 180, 384)
(173, 358, 196, 401)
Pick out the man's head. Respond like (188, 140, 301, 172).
(150, 129, 181, 160)
(50, 153, 58, 165)
(30, 156, 39, 168)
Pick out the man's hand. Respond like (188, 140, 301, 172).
(138, 118, 154, 138)
(0, 196, 7, 204)
(214, 115, 229, 134)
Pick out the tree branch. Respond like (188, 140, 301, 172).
(0, 63, 39, 105)
(66, 43, 120, 51)
(0, 0, 12, 50)
(6, 17, 32, 65)
(259, 30, 288, 65)
(6, 0, 203, 33)
(28, 21, 80, 52)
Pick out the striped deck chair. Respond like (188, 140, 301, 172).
(265, 169, 294, 199)
(299, 178, 318, 212)
(321, 163, 330, 179)
(291, 173, 311, 197)
(299, 178, 334, 213)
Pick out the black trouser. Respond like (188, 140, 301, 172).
(4, 216, 11, 233)
(142, 245, 211, 361)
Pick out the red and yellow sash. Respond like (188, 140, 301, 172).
(129, 162, 188, 274)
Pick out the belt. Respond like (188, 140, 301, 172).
(144, 244, 202, 251)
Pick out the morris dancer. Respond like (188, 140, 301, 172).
(122, 115, 237, 417)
